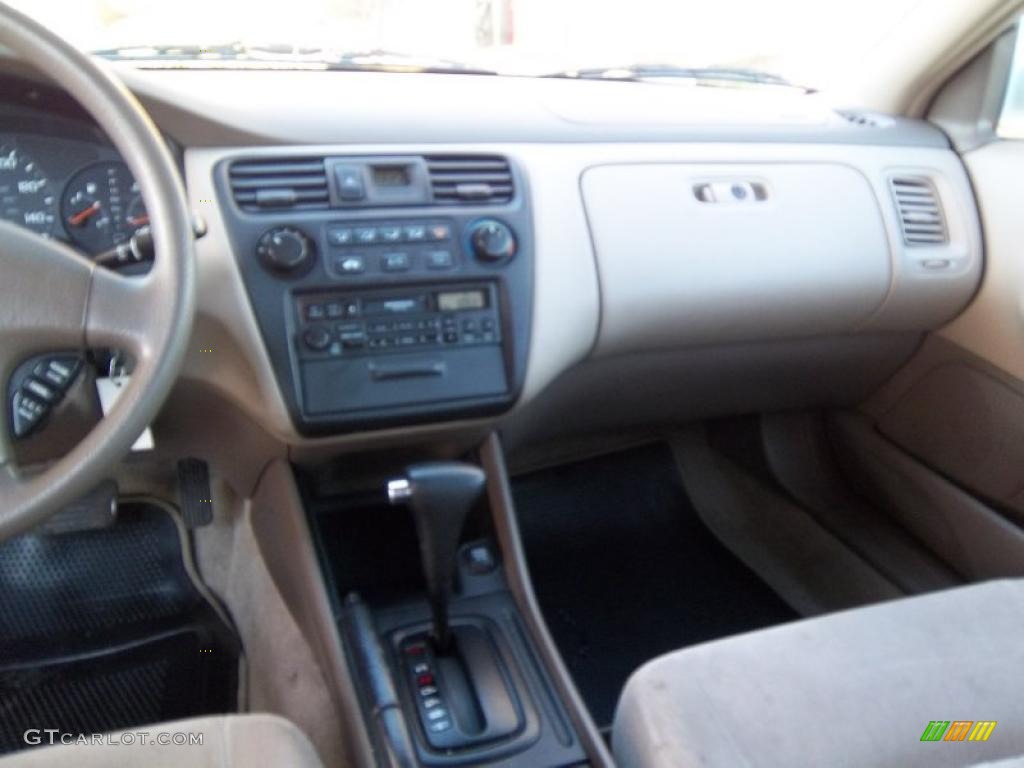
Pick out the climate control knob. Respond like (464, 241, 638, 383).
(256, 227, 314, 273)
(468, 219, 517, 263)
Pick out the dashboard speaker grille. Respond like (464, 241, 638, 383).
(425, 154, 514, 204)
(890, 177, 947, 246)
(229, 157, 329, 212)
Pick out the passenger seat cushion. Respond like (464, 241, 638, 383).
(613, 579, 1024, 768)
(0, 713, 323, 768)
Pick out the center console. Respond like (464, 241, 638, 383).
(301, 443, 595, 767)
(214, 153, 533, 435)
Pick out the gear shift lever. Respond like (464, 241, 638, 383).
(387, 462, 486, 652)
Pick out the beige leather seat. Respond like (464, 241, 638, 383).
(613, 579, 1024, 768)
(0, 714, 323, 768)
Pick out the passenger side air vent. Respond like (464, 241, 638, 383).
(229, 157, 329, 212)
(837, 110, 894, 129)
(890, 177, 947, 246)
(425, 155, 514, 204)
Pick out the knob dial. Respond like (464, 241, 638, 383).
(468, 219, 517, 263)
(257, 227, 314, 273)
(303, 326, 332, 351)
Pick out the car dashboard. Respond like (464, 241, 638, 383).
(0, 63, 984, 454)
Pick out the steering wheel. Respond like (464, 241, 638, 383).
(0, 4, 196, 540)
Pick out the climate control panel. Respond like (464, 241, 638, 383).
(321, 218, 461, 279)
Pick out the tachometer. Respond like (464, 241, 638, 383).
(61, 161, 147, 255)
(0, 144, 57, 238)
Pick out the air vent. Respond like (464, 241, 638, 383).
(890, 177, 947, 246)
(425, 155, 514, 204)
(229, 157, 329, 212)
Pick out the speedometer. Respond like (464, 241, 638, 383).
(0, 144, 57, 238)
(61, 161, 147, 255)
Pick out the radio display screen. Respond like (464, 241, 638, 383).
(436, 289, 488, 312)
(371, 165, 411, 187)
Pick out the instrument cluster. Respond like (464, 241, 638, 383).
(0, 136, 147, 257)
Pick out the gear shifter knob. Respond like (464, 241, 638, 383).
(387, 462, 486, 651)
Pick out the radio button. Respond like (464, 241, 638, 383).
(336, 166, 365, 201)
(305, 303, 325, 321)
(327, 226, 353, 246)
(382, 252, 411, 272)
(341, 333, 367, 350)
(334, 255, 365, 275)
(325, 302, 345, 319)
(354, 226, 378, 244)
(426, 250, 454, 269)
(379, 226, 402, 242)
(404, 224, 427, 242)
(428, 223, 451, 241)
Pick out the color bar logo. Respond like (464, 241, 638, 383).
(921, 721, 997, 742)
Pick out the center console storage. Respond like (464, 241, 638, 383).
(214, 153, 533, 435)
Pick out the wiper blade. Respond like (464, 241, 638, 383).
(322, 49, 497, 75)
(92, 42, 247, 59)
(545, 64, 812, 91)
(93, 43, 496, 75)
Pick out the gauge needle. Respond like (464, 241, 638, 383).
(67, 201, 101, 227)
(129, 214, 149, 226)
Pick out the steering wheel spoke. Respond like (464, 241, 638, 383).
(86, 265, 161, 361)
(0, 221, 93, 372)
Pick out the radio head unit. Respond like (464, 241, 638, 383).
(294, 282, 509, 419)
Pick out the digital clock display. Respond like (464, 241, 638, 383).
(371, 165, 411, 187)
(436, 289, 487, 311)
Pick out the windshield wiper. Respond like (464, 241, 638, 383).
(544, 64, 813, 92)
(92, 43, 496, 75)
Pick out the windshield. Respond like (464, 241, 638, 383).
(10, 0, 924, 91)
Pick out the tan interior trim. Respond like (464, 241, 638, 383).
(480, 433, 615, 767)
(940, 140, 1024, 380)
(249, 459, 376, 768)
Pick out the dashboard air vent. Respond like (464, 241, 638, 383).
(890, 177, 947, 246)
(425, 155, 514, 204)
(837, 110, 893, 129)
(229, 157, 329, 212)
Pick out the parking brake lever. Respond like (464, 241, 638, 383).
(387, 462, 486, 653)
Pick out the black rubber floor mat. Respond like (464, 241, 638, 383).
(0, 503, 239, 753)
(513, 443, 798, 729)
